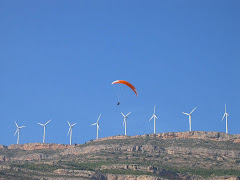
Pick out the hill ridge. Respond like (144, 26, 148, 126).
(1, 131, 240, 179)
(1, 131, 240, 151)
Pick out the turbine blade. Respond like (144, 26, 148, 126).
(126, 112, 131, 116)
(182, 112, 189, 115)
(38, 123, 44, 126)
(154, 105, 156, 113)
(45, 120, 51, 125)
(225, 104, 227, 113)
(67, 127, 71, 135)
(97, 114, 101, 123)
(222, 114, 226, 121)
(121, 112, 125, 117)
(72, 123, 77, 127)
(15, 121, 18, 127)
(14, 129, 19, 136)
(19, 126, 26, 129)
(91, 123, 97, 126)
(67, 121, 71, 126)
(190, 107, 197, 114)
(149, 116, 153, 121)
(154, 115, 158, 119)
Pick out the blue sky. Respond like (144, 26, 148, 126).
(0, 1, 239, 146)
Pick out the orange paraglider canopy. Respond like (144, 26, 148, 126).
(111, 80, 138, 96)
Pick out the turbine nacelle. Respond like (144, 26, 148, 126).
(14, 121, 26, 135)
(222, 104, 229, 121)
(91, 114, 101, 140)
(182, 112, 190, 116)
(222, 113, 229, 121)
(91, 123, 100, 130)
(14, 121, 26, 144)
(149, 115, 158, 121)
(149, 105, 158, 134)
(14, 127, 25, 136)
(91, 114, 101, 129)
(121, 112, 131, 136)
(121, 112, 131, 118)
(222, 104, 229, 134)
(45, 120, 51, 126)
(121, 112, 131, 126)
(67, 121, 77, 145)
(182, 107, 197, 116)
(38, 120, 51, 127)
(67, 121, 77, 135)
(182, 107, 197, 132)
(17, 126, 26, 129)
(37, 119, 51, 144)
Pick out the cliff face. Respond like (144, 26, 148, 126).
(1, 131, 240, 180)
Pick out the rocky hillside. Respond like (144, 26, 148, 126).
(1, 131, 240, 180)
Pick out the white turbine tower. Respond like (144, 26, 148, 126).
(121, 112, 131, 136)
(222, 104, 229, 134)
(14, 121, 26, 145)
(182, 107, 197, 131)
(91, 114, 101, 140)
(37, 120, 51, 143)
(67, 121, 77, 145)
(149, 105, 158, 134)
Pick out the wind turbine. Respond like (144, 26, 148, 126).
(37, 120, 51, 143)
(91, 114, 101, 140)
(121, 112, 131, 136)
(149, 105, 158, 134)
(67, 121, 77, 145)
(182, 107, 197, 131)
(222, 104, 229, 134)
(14, 121, 26, 144)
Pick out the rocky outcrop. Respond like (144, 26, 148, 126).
(53, 169, 106, 179)
(100, 164, 184, 180)
(155, 131, 238, 141)
(0, 153, 48, 162)
(0, 145, 7, 149)
(0, 155, 8, 162)
(97, 131, 240, 143)
(60, 144, 108, 156)
(61, 143, 240, 160)
(106, 174, 162, 180)
(3, 131, 240, 151)
(13, 153, 48, 161)
(165, 146, 240, 159)
(7, 143, 74, 150)
(53, 168, 164, 180)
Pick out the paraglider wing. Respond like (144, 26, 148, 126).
(111, 80, 138, 96)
